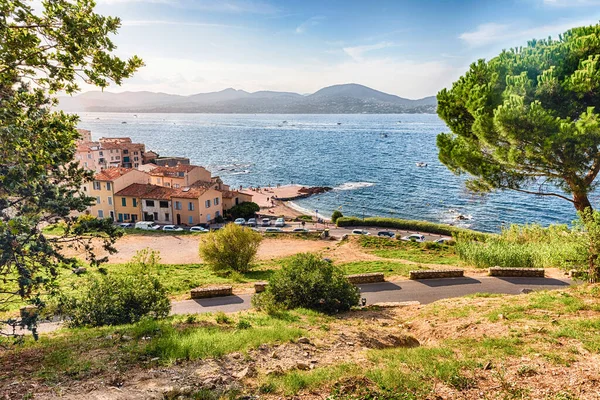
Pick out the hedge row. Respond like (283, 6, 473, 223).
(335, 216, 490, 240)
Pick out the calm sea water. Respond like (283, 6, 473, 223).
(77, 112, 587, 232)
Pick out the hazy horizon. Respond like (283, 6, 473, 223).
(74, 0, 600, 98)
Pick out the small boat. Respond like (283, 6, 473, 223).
(415, 162, 428, 167)
(337, 122, 342, 125)
(282, 120, 288, 124)
(381, 134, 388, 138)
(121, 121, 127, 124)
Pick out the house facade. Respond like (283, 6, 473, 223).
(171, 182, 223, 226)
(149, 165, 212, 189)
(85, 168, 150, 220)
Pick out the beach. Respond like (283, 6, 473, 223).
(240, 184, 330, 220)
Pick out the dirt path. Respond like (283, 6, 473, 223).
(64, 235, 334, 264)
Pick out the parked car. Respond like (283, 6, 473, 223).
(190, 226, 209, 233)
(377, 231, 395, 238)
(247, 218, 257, 227)
(234, 218, 246, 225)
(118, 222, 133, 228)
(401, 234, 425, 242)
(261, 218, 271, 227)
(352, 229, 370, 235)
(265, 227, 282, 233)
(135, 221, 160, 230)
(163, 225, 184, 232)
(292, 228, 309, 233)
(274, 217, 285, 227)
(435, 237, 451, 244)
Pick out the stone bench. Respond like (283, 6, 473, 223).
(190, 285, 233, 299)
(488, 267, 545, 277)
(409, 269, 464, 279)
(254, 282, 269, 293)
(346, 273, 385, 284)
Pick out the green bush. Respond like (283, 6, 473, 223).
(331, 210, 343, 224)
(62, 250, 170, 327)
(226, 202, 260, 220)
(253, 253, 360, 314)
(199, 223, 262, 273)
(336, 216, 489, 240)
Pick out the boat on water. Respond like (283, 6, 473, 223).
(337, 122, 342, 125)
(381, 133, 388, 138)
(415, 162, 428, 167)
(121, 121, 127, 124)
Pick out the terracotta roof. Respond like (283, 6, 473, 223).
(220, 190, 236, 199)
(94, 167, 134, 181)
(149, 165, 202, 177)
(76, 142, 100, 152)
(171, 181, 213, 199)
(115, 183, 175, 199)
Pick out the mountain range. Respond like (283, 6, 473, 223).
(57, 83, 437, 114)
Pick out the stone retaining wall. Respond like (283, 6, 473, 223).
(409, 269, 464, 279)
(346, 273, 385, 284)
(190, 285, 233, 299)
(254, 282, 268, 293)
(488, 267, 545, 277)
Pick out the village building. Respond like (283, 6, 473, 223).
(84, 168, 150, 220)
(220, 189, 254, 210)
(76, 128, 92, 143)
(170, 181, 224, 226)
(149, 165, 212, 189)
(113, 183, 175, 223)
(74, 137, 146, 172)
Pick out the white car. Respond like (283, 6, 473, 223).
(234, 218, 246, 225)
(435, 237, 451, 244)
(352, 229, 370, 235)
(265, 227, 282, 233)
(190, 226, 209, 233)
(163, 225, 184, 232)
(401, 234, 425, 242)
(274, 218, 285, 227)
(135, 221, 161, 230)
(293, 228, 309, 233)
(261, 218, 271, 227)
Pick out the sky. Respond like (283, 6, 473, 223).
(84, 0, 600, 99)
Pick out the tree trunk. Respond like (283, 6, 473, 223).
(573, 191, 593, 213)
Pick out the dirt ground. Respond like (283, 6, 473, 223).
(67, 235, 334, 264)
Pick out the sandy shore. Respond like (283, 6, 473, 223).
(240, 184, 323, 220)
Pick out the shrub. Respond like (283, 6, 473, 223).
(199, 223, 262, 273)
(226, 202, 260, 220)
(331, 210, 343, 224)
(253, 253, 360, 314)
(336, 216, 490, 240)
(62, 250, 170, 327)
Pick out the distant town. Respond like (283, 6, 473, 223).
(75, 129, 253, 226)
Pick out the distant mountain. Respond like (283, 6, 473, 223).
(57, 84, 437, 114)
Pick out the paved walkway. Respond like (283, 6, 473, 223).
(171, 276, 572, 315)
(12, 276, 572, 335)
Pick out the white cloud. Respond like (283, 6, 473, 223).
(459, 18, 600, 47)
(543, 0, 600, 7)
(295, 16, 325, 34)
(343, 42, 396, 61)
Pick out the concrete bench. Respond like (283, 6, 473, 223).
(409, 269, 464, 279)
(254, 282, 268, 293)
(488, 267, 545, 277)
(346, 273, 385, 284)
(190, 285, 233, 299)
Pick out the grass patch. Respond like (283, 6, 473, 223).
(358, 236, 460, 265)
(338, 261, 426, 277)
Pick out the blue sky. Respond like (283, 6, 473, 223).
(89, 0, 600, 98)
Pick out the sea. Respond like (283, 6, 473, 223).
(77, 112, 589, 233)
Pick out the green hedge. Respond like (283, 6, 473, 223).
(335, 216, 490, 240)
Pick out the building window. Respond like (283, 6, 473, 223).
(106, 182, 111, 191)
(165, 183, 171, 187)
(174, 184, 180, 188)
(133, 198, 137, 207)
(146, 200, 155, 207)
(188, 202, 194, 211)
(108, 196, 112, 205)
(93, 181, 101, 190)
(214, 197, 219, 205)
(175, 201, 182, 210)
(156, 178, 161, 184)
(99, 151, 103, 156)
(124, 213, 130, 220)
(134, 157, 139, 161)
(165, 213, 170, 221)
(87, 154, 92, 159)
(159, 201, 169, 208)
(205, 199, 211, 208)
(153, 212, 158, 220)
(98, 210, 104, 218)
(123, 149, 129, 154)
(134, 151, 138, 155)
(121, 197, 126, 207)
(118, 213, 123, 222)
(96, 196, 101, 204)
(188, 216, 193, 225)
(178, 172, 184, 177)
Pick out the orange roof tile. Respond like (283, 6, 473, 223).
(171, 181, 213, 199)
(149, 165, 202, 177)
(114, 183, 175, 199)
(94, 167, 133, 181)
